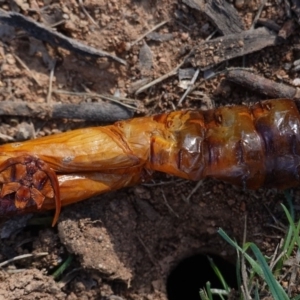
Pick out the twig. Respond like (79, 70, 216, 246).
(183, 180, 203, 203)
(137, 234, 161, 272)
(0, 132, 14, 142)
(250, 0, 267, 30)
(262, 202, 286, 230)
(241, 215, 252, 300)
(13, 53, 42, 86)
(204, 0, 244, 35)
(178, 68, 200, 106)
(46, 60, 56, 103)
(78, 0, 99, 27)
(257, 18, 281, 32)
(0, 10, 126, 65)
(284, 0, 292, 18)
(270, 249, 287, 272)
(135, 65, 179, 94)
(205, 28, 218, 41)
(49, 19, 66, 28)
(265, 224, 286, 234)
(135, 51, 193, 94)
(160, 188, 180, 218)
(0, 252, 48, 268)
(226, 69, 300, 99)
(240, 285, 250, 300)
(130, 20, 169, 47)
(6, 268, 28, 273)
(191, 27, 277, 71)
(53, 89, 139, 110)
(177, 29, 216, 106)
(288, 249, 300, 296)
(0, 100, 133, 121)
(142, 179, 186, 187)
(268, 241, 282, 271)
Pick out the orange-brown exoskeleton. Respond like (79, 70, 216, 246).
(0, 98, 300, 225)
(0, 156, 60, 225)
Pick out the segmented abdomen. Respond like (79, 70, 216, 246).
(0, 99, 300, 222)
(145, 99, 300, 189)
(0, 98, 299, 210)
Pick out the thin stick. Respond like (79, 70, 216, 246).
(284, 0, 292, 18)
(78, 0, 99, 28)
(268, 241, 281, 270)
(270, 250, 287, 272)
(46, 60, 56, 103)
(130, 20, 169, 47)
(0, 9, 126, 65)
(250, 0, 267, 30)
(13, 53, 42, 86)
(177, 29, 216, 106)
(241, 215, 252, 299)
(135, 51, 193, 94)
(53, 89, 138, 110)
(142, 179, 186, 187)
(160, 188, 180, 218)
(226, 69, 300, 99)
(0, 252, 48, 268)
(178, 68, 200, 106)
(0, 100, 133, 121)
(137, 234, 160, 271)
(0, 132, 14, 142)
(137, 28, 216, 96)
(183, 180, 203, 203)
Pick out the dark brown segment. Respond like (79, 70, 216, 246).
(252, 99, 300, 188)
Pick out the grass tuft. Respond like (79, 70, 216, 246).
(200, 190, 300, 299)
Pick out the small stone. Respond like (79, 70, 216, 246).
(238, 40, 244, 47)
(6, 54, 15, 65)
(235, 0, 244, 9)
(181, 32, 189, 41)
(293, 78, 300, 86)
(16, 122, 35, 141)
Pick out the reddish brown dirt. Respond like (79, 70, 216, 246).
(0, 0, 300, 299)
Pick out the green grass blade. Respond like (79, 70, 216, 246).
(218, 228, 263, 276)
(250, 244, 289, 300)
(254, 283, 260, 300)
(199, 289, 209, 300)
(235, 250, 242, 297)
(281, 204, 300, 250)
(209, 290, 225, 300)
(207, 256, 230, 292)
(205, 281, 213, 300)
(284, 189, 294, 221)
(51, 255, 73, 280)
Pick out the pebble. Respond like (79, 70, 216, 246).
(6, 54, 15, 65)
(16, 122, 35, 141)
(235, 0, 244, 9)
(180, 32, 189, 41)
(293, 78, 300, 86)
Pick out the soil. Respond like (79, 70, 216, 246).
(0, 0, 300, 299)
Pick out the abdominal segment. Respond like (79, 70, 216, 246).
(0, 99, 299, 224)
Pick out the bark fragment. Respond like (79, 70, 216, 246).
(190, 27, 278, 70)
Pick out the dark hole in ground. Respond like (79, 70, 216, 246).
(166, 253, 237, 300)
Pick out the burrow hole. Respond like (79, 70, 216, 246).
(166, 253, 238, 300)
